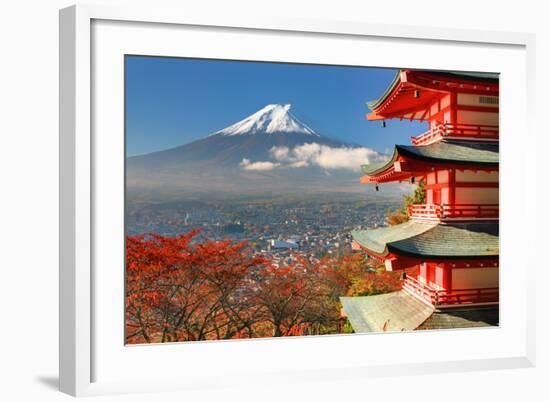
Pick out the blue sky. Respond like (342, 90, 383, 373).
(125, 56, 427, 157)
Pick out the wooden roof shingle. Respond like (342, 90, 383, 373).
(361, 141, 499, 177)
(352, 222, 499, 258)
(417, 307, 499, 330)
(340, 290, 434, 333)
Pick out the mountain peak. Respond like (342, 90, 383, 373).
(212, 104, 320, 137)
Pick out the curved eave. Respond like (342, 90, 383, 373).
(367, 69, 499, 121)
(386, 246, 500, 260)
(360, 141, 499, 183)
(352, 242, 389, 260)
(352, 221, 437, 256)
(352, 222, 499, 260)
(395, 142, 499, 167)
(361, 150, 398, 176)
(367, 71, 402, 111)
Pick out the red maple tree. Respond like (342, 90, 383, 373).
(125, 230, 403, 343)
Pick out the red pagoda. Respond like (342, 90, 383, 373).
(341, 70, 499, 332)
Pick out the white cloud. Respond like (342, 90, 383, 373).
(268, 143, 386, 171)
(288, 160, 309, 168)
(239, 158, 280, 171)
(270, 146, 290, 160)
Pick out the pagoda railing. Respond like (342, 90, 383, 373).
(411, 123, 499, 146)
(402, 275, 437, 304)
(408, 203, 499, 221)
(403, 275, 499, 308)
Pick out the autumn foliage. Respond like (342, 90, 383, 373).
(126, 230, 403, 344)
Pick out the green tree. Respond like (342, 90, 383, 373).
(404, 180, 426, 207)
(385, 180, 426, 226)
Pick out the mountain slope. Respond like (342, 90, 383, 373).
(126, 104, 386, 200)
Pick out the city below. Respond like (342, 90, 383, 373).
(126, 193, 403, 266)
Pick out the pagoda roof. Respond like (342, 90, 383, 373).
(340, 290, 434, 333)
(341, 294, 498, 333)
(351, 221, 499, 259)
(367, 71, 403, 111)
(417, 307, 499, 330)
(367, 69, 499, 121)
(436, 71, 499, 81)
(396, 141, 499, 165)
(361, 140, 499, 179)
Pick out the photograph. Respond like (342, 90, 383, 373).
(124, 56, 499, 344)
(2, 0, 544, 398)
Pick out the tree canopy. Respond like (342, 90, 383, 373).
(125, 230, 403, 343)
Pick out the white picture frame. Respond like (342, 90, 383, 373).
(59, 4, 536, 397)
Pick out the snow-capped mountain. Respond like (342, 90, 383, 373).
(212, 104, 319, 137)
(126, 104, 385, 199)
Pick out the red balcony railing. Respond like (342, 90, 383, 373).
(411, 123, 499, 146)
(403, 275, 499, 307)
(408, 204, 499, 221)
(403, 275, 437, 304)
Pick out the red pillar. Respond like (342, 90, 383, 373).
(450, 93, 458, 124)
(449, 169, 456, 206)
(444, 264, 453, 290)
(419, 263, 427, 282)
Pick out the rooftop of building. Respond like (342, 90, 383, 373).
(340, 290, 434, 332)
(361, 140, 499, 179)
(340, 290, 499, 333)
(351, 221, 499, 259)
(417, 306, 499, 330)
(368, 69, 499, 112)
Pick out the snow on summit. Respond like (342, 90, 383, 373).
(213, 104, 320, 136)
